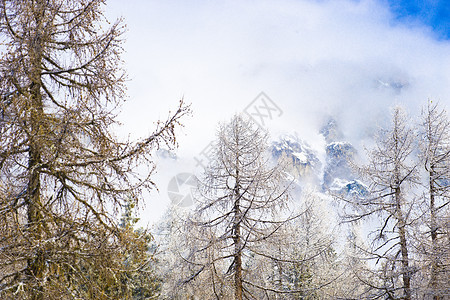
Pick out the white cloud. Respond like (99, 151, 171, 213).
(105, 0, 450, 224)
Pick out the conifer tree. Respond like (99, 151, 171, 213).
(344, 107, 418, 299)
(0, 0, 189, 298)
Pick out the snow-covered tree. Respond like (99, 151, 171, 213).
(417, 101, 450, 299)
(343, 106, 419, 299)
(182, 114, 311, 299)
(258, 191, 342, 299)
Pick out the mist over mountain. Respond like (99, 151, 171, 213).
(271, 134, 321, 185)
(269, 117, 369, 198)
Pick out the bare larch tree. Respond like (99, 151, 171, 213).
(183, 114, 318, 299)
(344, 106, 418, 299)
(419, 101, 450, 299)
(0, 0, 189, 299)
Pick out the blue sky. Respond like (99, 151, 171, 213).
(387, 0, 450, 39)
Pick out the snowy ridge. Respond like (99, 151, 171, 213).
(271, 134, 321, 182)
(329, 178, 369, 197)
(271, 134, 321, 169)
(269, 118, 369, 198)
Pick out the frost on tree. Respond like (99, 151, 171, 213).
(418, 101, 450, 299)
(343, 106, 418, 300)
(180, 114, 333, 299)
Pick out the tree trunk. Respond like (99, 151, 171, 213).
(27, 144, 45, 300)
(395, 187, 411, 300)
(27, 95, 45, 300)
(233, 197, 243, 300)
(27, 11, 46, 298)
(429, 168, 440, 300)
(233, 165, 243, 300)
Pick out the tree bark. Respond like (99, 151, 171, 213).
(27, 92, 45, 300)
(233, 183, 243, 300)
(395, 187, 411, 300)
(429, 168, 440, 300)
(27, 8, 46, 298)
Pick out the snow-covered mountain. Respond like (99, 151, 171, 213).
(320, 118, 343, 144)
(271, 134, 321, 185)
(320, 118, 368, 197)
(328, 178, 369, 198)
(270, 118, 368, 197)
(323, 141, 356, 190)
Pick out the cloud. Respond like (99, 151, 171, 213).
(105, 0, 450, 224)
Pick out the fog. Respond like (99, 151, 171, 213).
(105, 0, 450, 225)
